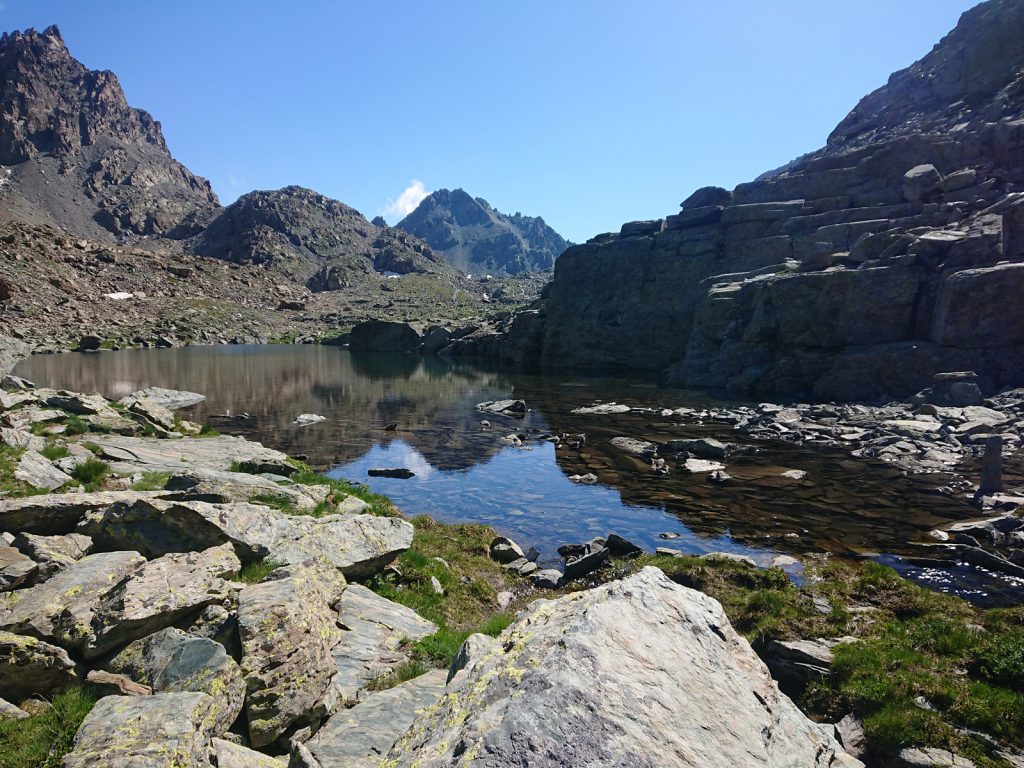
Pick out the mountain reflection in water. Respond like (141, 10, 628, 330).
(14, 345, 1022, 604)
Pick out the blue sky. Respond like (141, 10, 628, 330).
(2, 1, 978, 242)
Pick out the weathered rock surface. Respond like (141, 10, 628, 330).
(271, 514, 414, 577)
(107, 627, 245, 736)
(384, 567, 860, 767)
(14, 449, 73, 490)
(85, 543, 240, 658)
(85, 669, 152, 697)
(119, 387, 206, 410)
(10, 531, 92, 581)
(163, 468, 338, 512)
(307, 670, 448, 767)
(237, 562, 345, 748)
(330, 583, 437, 700)
(0, 543, 36, 589)
(0, 630, 80, 699)
(212, 738, 282, 768)
(83, 434, 294, 475)
(0, 489, 172, 535)
(0, 550, 145, 648)
(62, 692, 217, 768)
(348, 320, 423, 353)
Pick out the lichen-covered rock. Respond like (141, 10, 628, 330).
(0, 490, 172, 536)
(0, 630, 80, 699)
(237, 562, 345, 748)
(383, 567, 862, 768)
(10, 531, 92, 582)
(62, 692, 217, 767)
(119, 387, 206, 410)
(330, 584, 437, 700)
(82, 434, 294, 475)
(108, 627, 245, 736)
(78, 498, 289, 561)
(163, 468, 341, 513)
(0, 550, 145, 648)
(85, 543, 240, 658)
(273, 514, 413, 577)
(211, 738, 282, 768)
(307, 670, 448, 768)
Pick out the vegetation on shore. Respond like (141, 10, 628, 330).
(0, 685, 98, 768)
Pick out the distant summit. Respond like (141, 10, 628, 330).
(0, 25, 218, 239)
(396, 188, 570, 276)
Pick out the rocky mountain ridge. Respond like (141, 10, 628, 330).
(397, 188, 570, 276)
(485, 0, 1024, 402)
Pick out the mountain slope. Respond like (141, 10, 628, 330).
(531, 0, 1024, 400)
(192, 186, 452, 290)
(397, 188, 569, 276)
(0, 25, 218, 239)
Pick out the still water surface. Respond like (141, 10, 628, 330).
(14, 345, 1022, 603)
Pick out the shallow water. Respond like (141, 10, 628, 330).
(14, 345, 1022, 604)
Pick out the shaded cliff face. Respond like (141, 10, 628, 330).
(397, 188, 570, 276)
(0, 25, 218, 239)
(192, 186, 451, 289)
(542, 0, 1024, 401)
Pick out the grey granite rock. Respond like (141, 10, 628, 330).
(0, 630, 80, 699)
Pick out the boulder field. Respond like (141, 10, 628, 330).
(0, 379, 862, 766)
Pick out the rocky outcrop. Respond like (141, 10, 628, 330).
(0, 26, 218, 239)
(349, 319, 423, 353)
(0, 630, 80, 699)
(397, 188, 570, 276)
(534, 0, 1024, 401)
(385, 567, 860, 767)
(193, 186, 448, 286)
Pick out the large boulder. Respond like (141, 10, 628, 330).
(10, 531, 93, 582)
(107, 627, 245, 736)
(62, 692, 217, 768)
(329, 584, 437, 700)
(383, 567, 861, 767)
(349, 320, 423, 353)
(85, 543, 240, 658)
(83, 434, 294, 475)
(163, 468, 338, 513)
(0, 551, 146, 648)
(0, 630, 80, 699)
(237, 562, 345, 748)
(14, 449, 73, 491)
(271, 514, 414, 578)
(0, 490, 173, 536)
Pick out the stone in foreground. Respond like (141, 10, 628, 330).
(307, 670, 448, 767)
(62, 692, 216, 768)
(107, 627, 245, 736)
(0, 630, 80, 699)
(238, 562, 345, 748)
(384, 567, 862, 768)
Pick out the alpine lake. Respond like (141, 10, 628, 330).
(14, 344, 1024, 606)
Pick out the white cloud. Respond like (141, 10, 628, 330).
(382, 179, 430, 222)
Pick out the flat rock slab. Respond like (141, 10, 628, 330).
(84, 434, 293, 475)
(212, 738, 281, 768)
(0, 490, 173, 536)
(0, 630, 80, 699)
(0, 544, 36, 589)
(383, 566, 862, 768)
(11, 532, 92, 581)
(0, 551, 145, 649)
(108, 627, 244, 736)
(309, 670, 448, 767)
(86, 543, 240, 659)
(163, 468, 340, 513)
(331, 584, 437, 700)
(238, 562, 346, 748)
(63, 691, 216, 768)
(275, 514, 414, 577)
(14, 449, 73, 491)
(120, 387, 206, 410)
(571, 403, 631, 414)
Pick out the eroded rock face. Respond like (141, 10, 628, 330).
(107, 627, 245, 736)
(237, 562, 345, 748)
(62, 692, 217, 768)
(0, 630, 80, 699)
(84, 543, 240, 658)
(534, 1, 1024, 400)
(384, 567, 861, 768)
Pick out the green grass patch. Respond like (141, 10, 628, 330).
(0, 684, 98, 768)
(130, 471, 172, 491)
(81, 442, 102, 456)
(236, 557, 283, 584)
(70, 459, 109, 491)
(39, 443, 69, 461)
(412, 614, 513, 667)
(364, 660, 430, 692)
(198, 424, 220, 437)
(288, 468, 396, 517)
(63, 416, 88, 436)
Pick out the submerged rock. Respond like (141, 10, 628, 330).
(383, 567, 861, 767)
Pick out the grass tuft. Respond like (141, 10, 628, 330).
(0, 684, 98, 768)
(236, 557, 283, 584)
(130, 471, 172, 492)
(364, 660, 430, 692)
(70, 459, 109, 491)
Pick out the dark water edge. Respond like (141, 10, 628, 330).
(13, 345, 1023, 606)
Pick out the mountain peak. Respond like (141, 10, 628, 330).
(397, 188, 569, 276)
